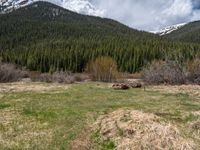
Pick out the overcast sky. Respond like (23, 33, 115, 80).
(93, 0, 200, 31)
(48, 0, 200, 31)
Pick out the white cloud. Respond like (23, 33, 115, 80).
(93, 0, 200, 31)
(163, 0, 192, 17)
(191, 10, 200, 20)
(46, 0, 200, 31)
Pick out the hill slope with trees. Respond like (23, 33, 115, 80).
(165, 21, 200, 43)
(0, 1, 200, 73)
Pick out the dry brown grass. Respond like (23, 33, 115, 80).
(189, 111, 200, 142)
(94, 109, 196, 150)
(71, 127, 93, 150)
(149, 85, 200, 99)
(0, 81, 70, 93)
(192, 111, 200, 117)
(0, 108, 53, 149)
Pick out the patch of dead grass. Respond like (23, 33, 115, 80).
(0, 108, 53, 149)
(192, 111, 200, 117)
(0, 81, 70, 93)
(94, 109, 196, 150)
(149, 85, 200, 100)
(189, 111, 200, 142)
(71, 127, 94, 150)
(188, 120, 200, 147)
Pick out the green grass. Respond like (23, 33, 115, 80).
(0, 82, 199, 149)
(0, 103, 10, 109)
(92, 131, 116, 150)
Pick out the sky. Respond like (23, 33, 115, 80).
(93, 0, 200, 31)
(48, 0, 200, 31)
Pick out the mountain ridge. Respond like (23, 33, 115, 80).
(0, 1, 160, 73)
(1, 0, 199, 36)
(0, 1, 200, 73)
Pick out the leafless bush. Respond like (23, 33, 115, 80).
(86, 56, 119, 82)
(0, 63, 28, 83)
(73, 73, 90, 82)
(187, 59, 200, 85)
(30, 71, 89, 84)
(143, 60, 186, 85)
(52, 72, 75, 84)
(39, 73, 53, 83)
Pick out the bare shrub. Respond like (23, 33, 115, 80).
(52, 71, 75, 84)
(0, 62, 28, 83)
(73, 73, 90, 82)
(28, 71, 41, 82)
(187, 59, 200, 85)
(30, 71, 89, 84)
(39, 73, 53, 83)
(143, 60, 186, 85)
(86, 56, 119, 82)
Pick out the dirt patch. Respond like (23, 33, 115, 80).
(94, 109, 196, 150)
(0, 81, 70, 93)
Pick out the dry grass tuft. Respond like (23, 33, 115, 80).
(94, 109, 195, 150)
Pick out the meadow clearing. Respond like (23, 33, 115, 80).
(0, 81, 200, 150)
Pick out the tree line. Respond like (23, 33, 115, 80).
(1, 38, 200, 73)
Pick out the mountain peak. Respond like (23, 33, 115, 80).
(61, 0, 104, 16)
(0, 0, 33, 13)
(0, 0, 104, 16)
(153, 23, 187, 36)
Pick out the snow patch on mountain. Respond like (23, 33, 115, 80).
(0, 0, 105, 16)
(0, 0, 33, 13)
(153, 23, 187, 35)
(61, 0, 104, 16)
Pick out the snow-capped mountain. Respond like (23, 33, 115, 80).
(0, 0, 104, 16)
(153, 23, 187, 36)
(0, 0, 33, 13)
(61, 0, 104, 16)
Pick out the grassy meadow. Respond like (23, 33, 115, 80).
(0, 82, 200, 149)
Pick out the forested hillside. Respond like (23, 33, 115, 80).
(0, 1, 200, 73)
(165, 21, 200, 43)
